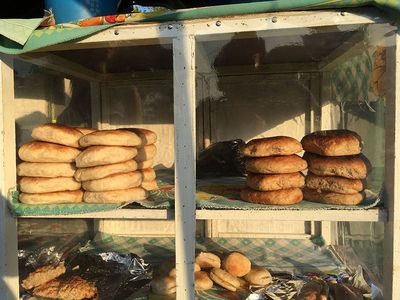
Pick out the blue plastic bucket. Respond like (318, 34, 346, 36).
(45, 0, 120, 23)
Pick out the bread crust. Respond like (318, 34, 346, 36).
(83, 187, 147, 204)
(32, 123, 83, 148)
(241, 136, 302, 157)
(301, 129, 362, 156)
(195, 271, 214, 291)
(222, 252, 251, 277)
(306, 173, 364, 194)
(195, 252, 221, 269)
(140, 168, 156, 181)
(135, 144, 157, 162)
(21, 262, 66, 290)
(75, 146, 137, 167)
(74, 160, 138, 182)
(79, 129, 141, 147)
(141, 180, 159, 191)
(82, 171, 142, 192)
(17, 162, 76, 178)
(18, 142, 81, 163)
(74, 127, 97, 135)
(240, 187, 303, 205)
(121, 128, 157, 146)
(19, 177, 81, 193)
(137, 159, 154, 169)
(209, 268, 240, 292)
(19, 190, 83, 204)
(245, 155, 307, 174)
(303, 187, 364, 205)
(246, 172, 305, 191)
(304, 152, 371, 179)
(243, 266, 272, 286)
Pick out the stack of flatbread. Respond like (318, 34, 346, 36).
(17, 124, 84, 204)
(75, 128, 158, 204)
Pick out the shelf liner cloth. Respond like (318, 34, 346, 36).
(83, 234, 346, 300)
(0, 1, 399, 55)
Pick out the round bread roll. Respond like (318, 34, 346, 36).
(195, 271, 214, 291)
(303, 188, 364, 205)
(195, 252, 221, 269)
(17, 162, 76, 178)
(306, 173, 364, 194)
(75, 146, 137, 168)
(141, 168, 156, 181)
(74, 160, 138, 182)
(243, 266, 272, 286)
(121, 128, 157, 146)
(79, 129, 141, 147)
(240, 187, 303, 205)
(301, 129, 362, 156)
(19, 190, 84, 204)
(168, 263, 201, 277)
(135, 144, 157, 162)
(18, 142, 81, 163)
(245, 155, 307, 174)
(82, 171, 142, 192)
(75, 127, 97, 135)
(241, 136, 302, 157)
(32, 123, 83, 148)
(246, 172, 305, 191)
(83, 188, 147, 204)
(141, 180, 159, 191)
(137, 159, 154, 169)
(209, 268, 240, 292)
(19, 177, 81, 193)
(222, 252, 251, 277)
(151, 276, 176, 295)
(304, 152, 371, 179)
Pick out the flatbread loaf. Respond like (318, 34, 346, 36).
(74, 160, 137, 182)
(82, 171, 142, 192)
(19, 190, 83, 204)
(301, 129, 362, 156)
(140, 168, 156, 181)
(303, 187, 364, 205)
(84, 187, 147, 204)
(121, 128, 157, 146)
(141, 180, 159, 191)
(75, 127, 97, 135)
(240, 187, 303, 205)
(137, 159, 154, 169)
(17, 162, 76, 178)
(245, 155, 307, 174)
(75, 146, 137, 167)
(306, 173, 364, 194)
(79, 129, 141, 147)
(19, 177, 81, 193)
(246, 172, 305, 191)
(32, 123, 83, 148)
(135, 144, 157, 162)
(241, 136, 302, 157)
(18, 142, 81, 163)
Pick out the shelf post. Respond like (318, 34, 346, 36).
(173, 35, 196, 299)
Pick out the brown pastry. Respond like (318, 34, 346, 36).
(120, 128, 157, 146)
(246, 172, 305, 191)
(240, 187, 303, 205)
(19, 177, 81, 194)
(32, 123, 83, 148)
(303, 188, 364, 205)
(194, 271, 213, 291)
(83, 187, 147, 204)
(243, 266, 272, 286)
(305, 173, 364, 194)
(240, 136, 302, 157)
(221, 252, 251, 277)
(245, 155, 307, 174)
(21, 262, 66, 290)
(209, 268, 240, 292)
(75, 146, 137, 168)
(78, 129, 141, 147)
(81, 171, 142, 192)
(195, 252, 221, 269)
(19, 190, 84, 205)
(18, 142, 81, 163)
(74, 160, 138, 182)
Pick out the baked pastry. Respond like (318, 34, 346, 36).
(151, 276, 176, 295)
(306, 173, 364, 194)
(140, 168, 156, 181)
(78, 129, 141, 147)
(75, 146, 137, 168)
(303, 188, 364, 205)
(243, 266, 272, 286)
(74, 127, 97, 135)
(221, 252, 251, 277)
(246, 172, 305, 191)
(240, 187, 303, 205)
(168, 263, 201, 277)
(82, 171, 142, 192)
(209, 268, 240, 292)
(19, 190, 83, 204)
(135, 144, 157, 162)
(19, 177, 81, 193)
(301, 129, 362, 156)
(21, 262, 66, 290)
(121, 128, 157, 146)
(17, 162, 76, 178)
(141, 180, 159, 191)
(304, 152, 371, 179)
(83, 187, 147, 203)
(195, 252, 221, 269)
(74, 160, 138, 182)
(195, 271, 213, 291)
(241, 136, 302, 157)
(137, 159, 154, 170)
(245, 155, 307, 174)
(18, 142, 81, 163)
(32, 123, 83, 148)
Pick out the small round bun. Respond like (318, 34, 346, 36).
(195, 271, 213, 291)
(82, 171, 142, 192)
(19, 177, 81, 193)
(151, 276, 176, 295)
(18, 142, 81, 163)
(222, 252, 251, 277)
(195, 252, 221, 269)
(301, 129, 362, 156)
(209, 268, 240, 292)
(32, 123, 83, 148)
(17, 162, 76, 178)
(240, 187, 303, 205)
(303, 188, 364, 205)
(241, 136, 302, 157)
(83, 187, 147, 204)
(245, 155, 307, 174)
(74, 160, 138, 182)
(243, 266, 272, 286)
(246, 172, 305, 191)
(19, 190, 83, 205)
(306, 173, 364, 194)
(75, 146, 137, 168)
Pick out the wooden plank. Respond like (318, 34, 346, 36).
(0, 55, 19, 299)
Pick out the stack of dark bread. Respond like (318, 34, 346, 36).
(301, 129, 371, 205)
(75, 128, 157, 204)
(239, 136, 307, 205)
(17, 124, 83, 204)
(150, 251, 272, 295)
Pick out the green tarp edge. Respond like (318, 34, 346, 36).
(0, 0, 399, 55)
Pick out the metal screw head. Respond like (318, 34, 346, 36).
(216, 20, 221, 26)
(114, 30, 119, 35)
(168, 24, 173, 30)
(271, 17, 278, 23)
